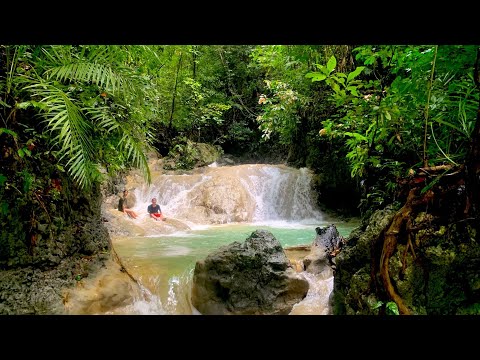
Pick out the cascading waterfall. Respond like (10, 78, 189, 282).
(99, 163, 355, 315)
(130, 164, 324, 225)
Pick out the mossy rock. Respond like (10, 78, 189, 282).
(163, 141, 223, 170)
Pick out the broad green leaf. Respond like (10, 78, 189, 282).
(305, 72, 327, 82)
(386, 301, 399, 315)
(331, 75, 345, 85)
(326, 56, 337, 74)
(347, 66, 365, 82)
(22, 171, 32, 193)
(16, 101, 33, 109)
(347, 86, 359, 96)
(344, 132, 368, 142)
(331, 82, 340, 94)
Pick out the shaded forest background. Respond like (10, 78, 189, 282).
(1, 45, 479, 315)
(2, 45, 479, 216)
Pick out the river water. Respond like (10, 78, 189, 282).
(102, 163, 359, 315)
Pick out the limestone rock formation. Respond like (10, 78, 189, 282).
(303, 224, 345, 278)
(191, 229, 309, 315)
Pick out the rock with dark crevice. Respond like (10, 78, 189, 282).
(313, 225, 345, 253)
(303, 224, 345, 276)
(191, 229, 309, 315)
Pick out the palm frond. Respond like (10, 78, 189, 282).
(85, 106, 152, 184)
(44, 61, 123, 95)
(24, 81, 95, 189)
(40, 45, 158, 101)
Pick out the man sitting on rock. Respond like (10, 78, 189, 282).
(148, 198, 165, 221)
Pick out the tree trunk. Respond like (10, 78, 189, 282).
(192, 45, 197, 79)
(168, 52, 183, 133)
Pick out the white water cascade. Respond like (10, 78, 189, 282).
(91, 163, 358, 315)
(129, 163, 324, 226)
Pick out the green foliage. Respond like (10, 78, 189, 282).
(0, 201, 8, 216)
(165, 137, 199, 170)
(2, 45, 159, 189)
(182, 77, 232, 141)
(386, 301, 400, 315)
(227, 121, 255, 143)
(252, 46, 315, 145)
(308, 55, 374, 179)
(0, 174, 8, 216)
(457, 302, 480, 315)
(23, 81, 96, 188)
(256, 79, 308, 143)
(2, 44, 479, 220)
(19, 169, 33, 193)
(0, 128, 18, 138)
(306, 55, 365, 106)
(372, 300, 400, 315)
(308, 45, 479, 214)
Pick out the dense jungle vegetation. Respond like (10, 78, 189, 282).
(1, 45, 479, 314)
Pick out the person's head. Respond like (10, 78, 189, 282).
(123, 190, 128, 196)
(151, 198, 157, 204)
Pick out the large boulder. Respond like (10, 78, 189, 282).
(191, 230, 309, 315)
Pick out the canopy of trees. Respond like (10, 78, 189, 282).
(1, 44, 479, 237)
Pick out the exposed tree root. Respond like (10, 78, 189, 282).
(380, 190, 415, 315)
(379, 188, 433, 315)
(419, 164, 453, 174)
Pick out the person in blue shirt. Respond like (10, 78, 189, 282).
(148, 198, 165, 221)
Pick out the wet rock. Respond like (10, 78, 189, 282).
(333, 204, 480, 315)
(333, 206, 397, 315)
(191, 230, 309, 315)
(63, 260, 137, 314)
(0, 182, 112, 315)
(303, 224, 345, 277)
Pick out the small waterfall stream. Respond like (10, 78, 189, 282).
(130, 163, 324, 225)
(92, 163, 358, 315)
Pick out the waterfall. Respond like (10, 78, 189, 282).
(96, 163, 358, 315)
(130, 164, 324, 225)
